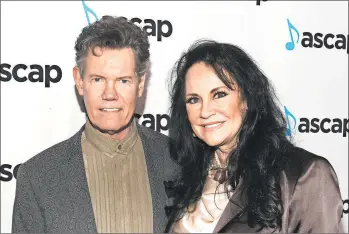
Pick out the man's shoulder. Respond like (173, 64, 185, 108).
(20, 126, 84, 177)
(137, 123, 169, 144)
(136, 124, 180, 180)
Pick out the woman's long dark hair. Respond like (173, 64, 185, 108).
(167, 40, 294, 231)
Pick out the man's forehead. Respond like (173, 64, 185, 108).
(85, 47, 136, 68)
(87, 46, 135, 58)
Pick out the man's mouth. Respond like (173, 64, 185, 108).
(100, 108, 121, 112)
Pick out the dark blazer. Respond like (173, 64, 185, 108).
(166, 147, 344, 233)
(12, 124, 179, 233)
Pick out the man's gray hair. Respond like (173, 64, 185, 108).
(74, 15, 150, 77)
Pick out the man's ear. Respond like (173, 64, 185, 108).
(73, 66, 84, 96)
(137, 74, 146, 97)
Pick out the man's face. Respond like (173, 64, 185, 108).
(74, 47, 145, 140)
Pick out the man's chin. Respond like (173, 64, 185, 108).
(96, 125, 127, 135)
(88, 117, 134, 137)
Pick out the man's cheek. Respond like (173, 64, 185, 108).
(121, 92, 137, 104)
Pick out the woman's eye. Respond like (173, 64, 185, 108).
(214, 91, 228, 99)
(186, 97, 199, 104)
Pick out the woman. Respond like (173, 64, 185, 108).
(165, 40, 343, 233)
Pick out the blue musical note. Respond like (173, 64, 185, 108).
(285, 19, 300, 51)
(284, 106, 297, 136)
(81, 0, 98, 25)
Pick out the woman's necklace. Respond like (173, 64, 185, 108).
(209, 151, 228, 184)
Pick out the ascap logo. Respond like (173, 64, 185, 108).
(343, 199, 349, 215)
(0, 164, 21, 182)
(134, 113, 169, 133)
(285, 19, 348, 54)
(284, 106, 348, 137)
(0, 63, 62, 87)
(256, 0, 267, 5)
(81, 0, 173, 41)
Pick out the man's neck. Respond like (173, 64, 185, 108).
(103, 127, 132, 141)
(88, 119, 134, 141)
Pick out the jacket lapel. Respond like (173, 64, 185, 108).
(137, 124, 168, 233)
(65, 126, 97, 233)
(213, 181, 247, 233)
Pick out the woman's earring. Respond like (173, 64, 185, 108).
(242, 104, 248, 115)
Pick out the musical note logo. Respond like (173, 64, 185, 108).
(81, 0, 98, 25)
(284, 106, 297, 136)
(285, 19, 300, 51)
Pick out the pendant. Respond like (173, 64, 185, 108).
(213, 168, 228, 184)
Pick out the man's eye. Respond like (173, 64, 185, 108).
(121, 79, 129, 84)
(94, 77, 102, 82)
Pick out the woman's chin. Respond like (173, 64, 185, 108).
(200, 137, 225, 148)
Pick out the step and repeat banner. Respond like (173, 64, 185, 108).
(1, 1, 348, 232)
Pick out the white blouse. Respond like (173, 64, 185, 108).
(173, 175, 233, 233)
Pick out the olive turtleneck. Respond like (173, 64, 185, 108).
(81, 119, 153, 233)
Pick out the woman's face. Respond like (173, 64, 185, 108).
(185, 62, 246, 152)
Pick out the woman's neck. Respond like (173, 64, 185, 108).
(215, 149, 229, 167)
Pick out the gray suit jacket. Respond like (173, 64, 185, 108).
(12, 124, 179, 233)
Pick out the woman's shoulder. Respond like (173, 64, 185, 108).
(284, 146, 334, 172)
(282, 146, 339, 192)
(280, 147, 343, 233)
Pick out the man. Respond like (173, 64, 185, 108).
(12, 15, 178, 233)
